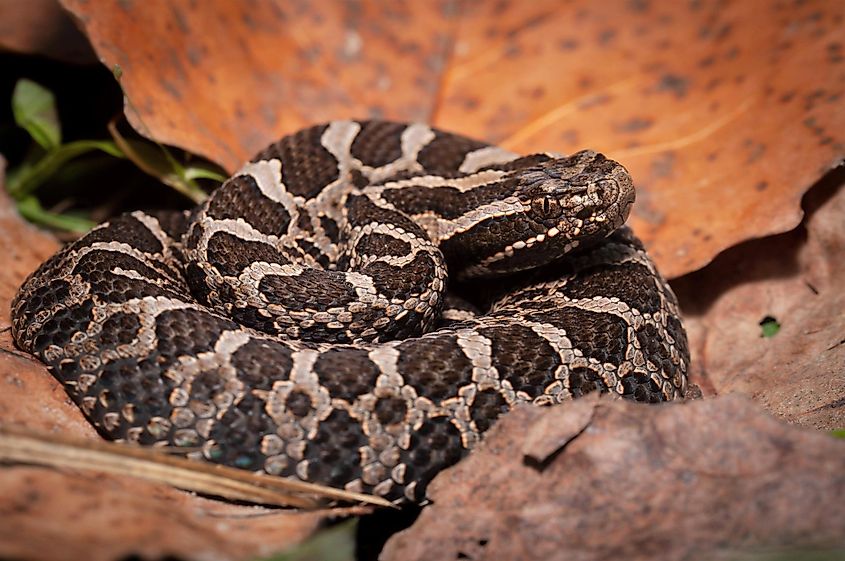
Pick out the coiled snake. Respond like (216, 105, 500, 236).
(12, 120, 689, 503)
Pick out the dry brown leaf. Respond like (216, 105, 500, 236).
(0, 466, 327, 561)
(0, 0, 95, 64)
(382, 395, 845, 561)
(4, 4, 845, 558)
(0, 156, 95, 435)
(439, 0, 845, 277)
(58, 0, 845, 277)
(0, 164, 60, 328)
(674, 173, 845, 429)
(58, 0, 455, 171)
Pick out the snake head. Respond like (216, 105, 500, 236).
(522, 150, 634, 234)
(453, 150, 635, 279)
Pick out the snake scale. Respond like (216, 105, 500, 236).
(12, 120, 689, 503)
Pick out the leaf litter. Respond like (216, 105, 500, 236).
(1, 1, 844, 559)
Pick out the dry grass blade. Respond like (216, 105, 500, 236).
(0, 425, 392, 509)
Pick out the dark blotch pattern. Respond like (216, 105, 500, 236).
(346, 194, 427, 238)
(667, 315, 690, 368)
(252, 124, 339, 199)
(12, 278, 71, 342)
(205, 174, 292, 236)
(530, 307, 629, 366)
(363, 253, 437, 301)
(621, 371, 664, 403)
(33, 299, 94, 359)
(354, 232, 412, 258)
(397, 336, 471, 401)
(313, 348, 380, 400)
(88, 356, 176, 443)
(99, 312, 142, 346)
(73, 250, 185, 304)
(286, 390, 313, 418)
(417, 129, 489, 171)
(319, 215, 341, 244)
(440, 213, 523, 267)
(206, 231, 288, 277)
(562, 262, 662, 314)
(481, 324, 560, 398)
(470, 390, 509, 432)
(210, 393, 281, 473)
(154, 308, 237, 360)
(375, 396, 408, 426)
(382, 179, 517, 220)
(231, 339, 293, 390)
(636, 323, 675, 378)
(258, 269, 357, 312)
(400, 417, 466, 501)
(303, 408, 367, 489)
(568, 367, 610, 398)
(83, 214, 163, 254)
(350, 120, 405, 167)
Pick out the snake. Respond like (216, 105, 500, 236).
(11, 120, 689, 503)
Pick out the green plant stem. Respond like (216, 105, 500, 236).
(16, 196, 96, 233)
(6, 140, 124, 199)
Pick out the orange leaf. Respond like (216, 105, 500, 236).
(59, 0, 845, 277)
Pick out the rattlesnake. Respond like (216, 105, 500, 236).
(11, 120, 689, 503)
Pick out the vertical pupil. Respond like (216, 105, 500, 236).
(542, 197, 550, 214)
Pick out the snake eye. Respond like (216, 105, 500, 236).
(532, 196, 560, 219)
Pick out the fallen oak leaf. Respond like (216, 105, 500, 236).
(58, 0, 845, 278)
(673, 168, 845, 429)
(0, 157, 60, 324)
(0, 0, 95, 64)
(521, 392, 596, 468)
(382, 395, 845, 561)
(0, 464, 337, 561)
(439, 0, 845, 277)
(58, 0, 456, 172)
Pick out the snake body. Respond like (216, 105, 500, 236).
(11, 120, 689, 502)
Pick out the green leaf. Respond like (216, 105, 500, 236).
(12, 79, 62, 150)
(183, 163, 227, 183)
(759, 316, 780, 338)
(6, 140, 125, 199)
(257, 520, 356, 561)
(108, 121, 208, 203)
(16, 196, 95, 234)
(832, 429, 845, 439)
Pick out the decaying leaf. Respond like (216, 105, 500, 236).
(3, 3, 844, 559)
(0, 0, 95, 64)
(0, 465, 329, 561)
(58, 0, 456, 171)
(439, 0, 845, 277)
(675, 172, 845, 429)
(58, 0, 845, 277)
(0, 158, 60, 321)
(382, 395, 845, 561)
